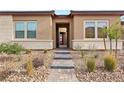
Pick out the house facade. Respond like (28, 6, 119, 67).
(0, 11, 124, 50)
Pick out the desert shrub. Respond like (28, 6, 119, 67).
(32, 57, 44, 68)
(43, 49, 48, 53)
(86, 58, 96, 72)
(26, 55, 34, 76)
(104, 54, 117, 71)
(0, 43, 8, 53)
(0, 43, 24, 54)
(80, 50, 86, 58)
(25, 49, 32, 54)
(94, 54, 99, 59)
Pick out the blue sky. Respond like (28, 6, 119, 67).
(55, 10, 70, 15)
(0, 0, 124, 11)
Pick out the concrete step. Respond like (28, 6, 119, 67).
(54, 54, 72, 59)
(51, 66, 74, 69)
(54, 58, 72, 60)
(51, 60, 74, 69)
(55, 52, 70, 54)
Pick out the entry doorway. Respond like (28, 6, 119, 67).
(56, 23, 69, 48)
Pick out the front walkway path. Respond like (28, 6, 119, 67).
(47, 49, 78, 82)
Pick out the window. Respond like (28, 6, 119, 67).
(97, 22, 107, 38)
(15, 21, 37, 39)
(85, 22, 95, 38)
(15, 22, 25, 38)
(27, 22, 37, 38)
(84, 20, 108, 39)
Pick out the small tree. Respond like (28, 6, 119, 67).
(102, 21, 124, 57)
(110, 22, 124, 58)
(103, 26, 115, 54)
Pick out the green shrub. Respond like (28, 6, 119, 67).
(86, 58, 96, 72)
(0, 43, 8, 53)
(0, 43, 24, 54)
(104, 54, 117, 71)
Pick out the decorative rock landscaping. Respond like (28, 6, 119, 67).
(0, 50, 53, 82)
(72, 51, 124, 82)
(3, 66, 49, 82)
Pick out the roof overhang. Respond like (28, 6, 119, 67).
(0, 10, 124, 16)
(71, 11, 124, 16)
(0, 11, 54, 16)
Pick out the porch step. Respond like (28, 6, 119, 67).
(54, 54, 72, 60)
(51, 66, 74, 69)
(55, 52, 70, 54)
(54, 58, 72, 60)
(51, 60, 74, 69)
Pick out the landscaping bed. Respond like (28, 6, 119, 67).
(72, 50, 124, 82)
(0, 50, 53, 82)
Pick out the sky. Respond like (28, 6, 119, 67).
(0, 0, 124, 11)
(0, 0, 124, 20)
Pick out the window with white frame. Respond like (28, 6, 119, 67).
(85, 21, 95, 38)
(84, 20, 108, 39)
(15, 21, 37, 39)
(15, 22, 25, 38)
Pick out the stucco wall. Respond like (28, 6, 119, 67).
(0, 15, 13, 42)
(72, 15, 123, 49)
(73, 15, 120, 40)
(72, 39, 123, 50)
(13, 15, 53, 40)
(13, 15, 53, 49)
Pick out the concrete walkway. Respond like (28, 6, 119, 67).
(47, 49, 78, 82)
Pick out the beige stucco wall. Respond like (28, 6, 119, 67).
(0, 15, 13, 42)
(72, 15, 123, 49)
(0, 14, 123, 50)
(13, 15, 53, 40)
(73, 15, 120, 40)
(13, 15, 53, 49)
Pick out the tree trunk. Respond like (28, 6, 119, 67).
(115, 38, 118, 58)
(103, 38, 107, 51)
(110, 39, 112, 54)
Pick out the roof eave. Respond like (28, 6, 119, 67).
(0, 11, 55, 16)
(71, 11, 124, 16)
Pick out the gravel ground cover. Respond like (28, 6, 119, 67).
(72, 50, 124, 82)
(0, 50, 53, 82)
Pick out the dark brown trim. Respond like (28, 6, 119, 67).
(0, 11, 54, 16)
(71, 11, 124, 16)
(0, 10, 124, 16)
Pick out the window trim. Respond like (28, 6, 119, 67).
(84, 20, 109, 40)
(27, 21, 37, 39)
(15, 21, 25, 39)
(13, 21, 37, 40)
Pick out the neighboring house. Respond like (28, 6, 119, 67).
(0, 11, 124, 50)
